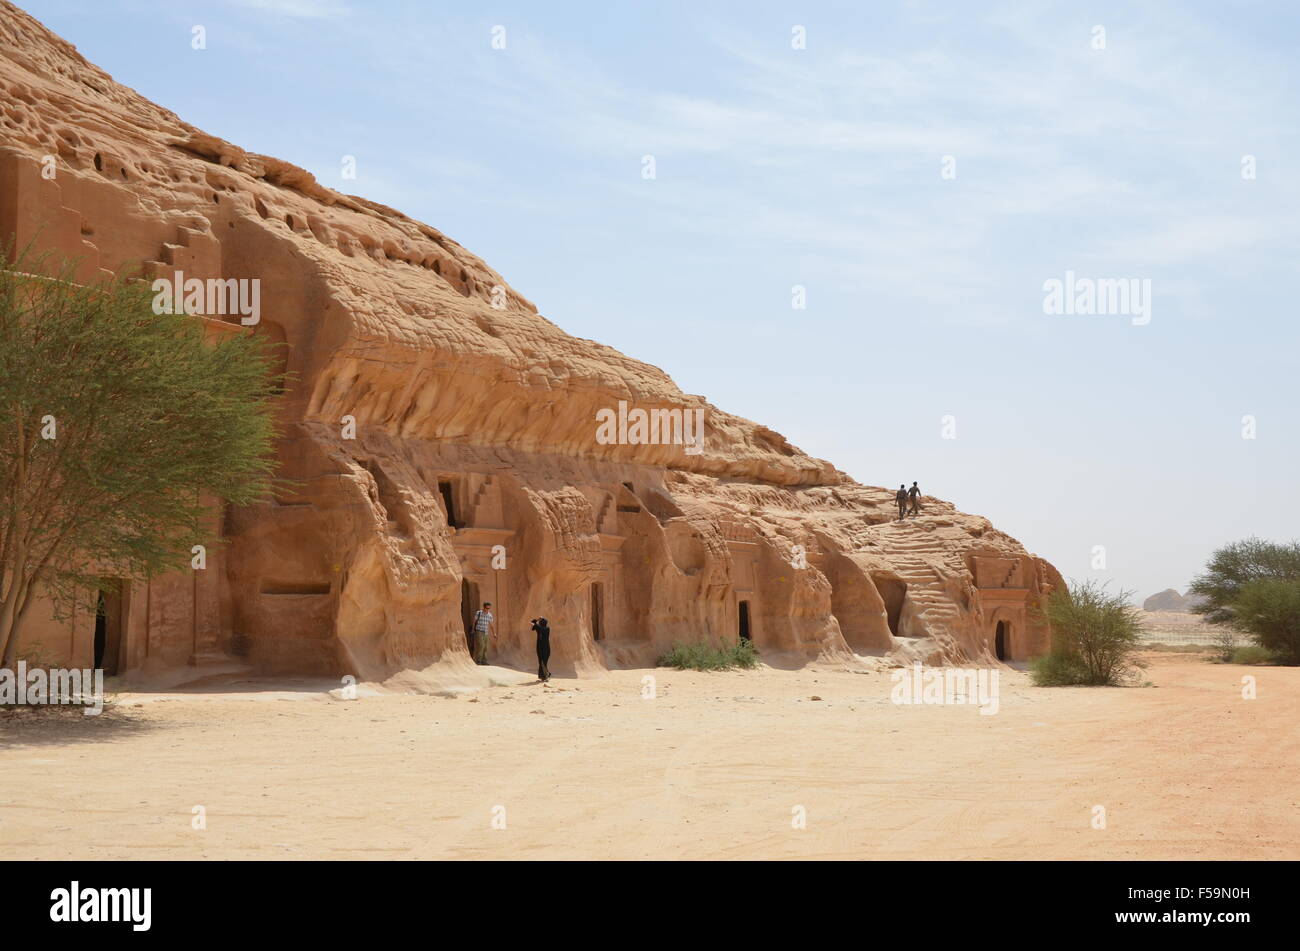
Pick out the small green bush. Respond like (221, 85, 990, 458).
(658, 639, 760, 671)
(1230, 645, 1275, 666)
(1032, 580, 1144, 686)
(1029, 651, 1090, 686)
(1212, 629, 1239, 662)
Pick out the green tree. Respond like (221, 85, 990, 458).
(1189, 538, 1300, 664)
(0, 249, 279, 665)
(1031, 580, 1143, 686)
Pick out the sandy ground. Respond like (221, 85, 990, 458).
(1, 653, 1296, 860)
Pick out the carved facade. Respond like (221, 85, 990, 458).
(0, 2, 1062, 680)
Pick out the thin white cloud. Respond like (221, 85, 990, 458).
(312, 1, 1298, 333)
(226, 0, 351, 20)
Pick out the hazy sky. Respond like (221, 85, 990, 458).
(20, 0, 1300, 600)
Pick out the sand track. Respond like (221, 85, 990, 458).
(0, 655, 1295, 860)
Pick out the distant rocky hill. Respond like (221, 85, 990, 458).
(1142, 589, 1205, 613)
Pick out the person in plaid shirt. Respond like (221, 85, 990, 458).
(471, 602, 495, 665)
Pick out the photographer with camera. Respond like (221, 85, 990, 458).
(530, 617, 552, 682)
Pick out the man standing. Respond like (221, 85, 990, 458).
(907, 481, 922, 517)
(895, 484, 908, 520)
(471, 601, 495, 665)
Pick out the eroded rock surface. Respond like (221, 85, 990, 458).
(0, 1, 1062, 678)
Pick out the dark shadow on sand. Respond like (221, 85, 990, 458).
(0, 703, 157, 750)
(107, 671, 343, 697)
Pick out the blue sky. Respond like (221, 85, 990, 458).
(21, 0, 1300, 600)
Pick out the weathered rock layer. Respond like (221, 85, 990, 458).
(0, 1, 1061, 679)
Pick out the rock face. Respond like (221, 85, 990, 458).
(0, 1, 1063, 679)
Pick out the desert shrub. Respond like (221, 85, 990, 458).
(1029, 651, 1089, 686)
(1032, 580, 1143, 686)
(1229, 579, 1300, 665)
(1231, 645, 1276, 666)
(658, 639, 760, 671)
(731, 638, 760, 668)
(1190, 539, 1300, 665)
(1212, 629, 1240, 662)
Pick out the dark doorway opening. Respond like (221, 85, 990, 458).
(738, 600, 751, 642)
(460, 578, 480, 653)
(93, 592, 106, 667)
(995, 620, 1009, 661)
(591, 582, 604, 641)
(93, 586, 123, 674)
(439, 481, 459, 528)
(873, 576, 907, 637)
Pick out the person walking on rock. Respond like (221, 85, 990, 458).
(471, 602, 495, 665)
(907, 481, 922, 517)
(531, 617, 552, 682)
(896, 484, 908, 520)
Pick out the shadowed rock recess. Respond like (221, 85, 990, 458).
(0, 2, 1062, 680)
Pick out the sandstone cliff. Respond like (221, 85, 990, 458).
(0, 1, 1062, 679)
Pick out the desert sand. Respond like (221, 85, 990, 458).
(1, 653, 1295, 861)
